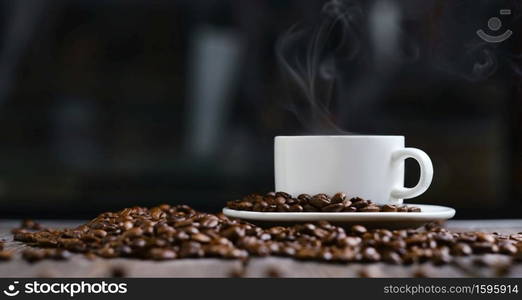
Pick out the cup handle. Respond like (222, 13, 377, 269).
(391, 148, 433, 201)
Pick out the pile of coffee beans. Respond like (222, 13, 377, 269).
(8, 204, 522, 265)
(226, 192, 421, 212)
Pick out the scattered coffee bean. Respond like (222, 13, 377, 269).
(0, 250, 13, 261)
(10, 204, 522, 266)
(452, 243, 473, 256)
(21, 219, 43, 230)
(22, 249, 46, 263)
(351, 225, 367, 235)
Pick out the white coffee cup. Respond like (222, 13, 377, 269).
(274, 135, 433, 205)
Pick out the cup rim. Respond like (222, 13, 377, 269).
(275, 135, 404, 139)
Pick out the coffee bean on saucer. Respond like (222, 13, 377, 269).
(274, 197, 287, 205)
(408, 207, 421, 212)
(352, 199, 369, 209)
(322, 203, 344, 212)
(310, 194, 330, 208)
(227, 192, 423, 213)
(331, 193, 346, 203)
(276, 204, 290, 212)
(343, 206, 357, 212)
(275, 192, 291, 199)
(397, 206, 409, 212)
(288, 204, 304, 212)
(382, 205, 398, 212)
(302, 204, 317, 212)
(360, 205, 380, 212)
(286, 198, 299, 205)
(297, 193, 312, 202)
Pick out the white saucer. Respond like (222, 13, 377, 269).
(222, 204, 456, 229)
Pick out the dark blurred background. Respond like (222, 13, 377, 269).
(0, 0, 520, 219)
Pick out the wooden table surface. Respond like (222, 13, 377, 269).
(1, 219, 522, 278)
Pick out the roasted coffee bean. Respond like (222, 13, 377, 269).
(0, 250, 13, 261)
(288, 204, 304, 212)
(351, 197, 364, 202)
(322, 203, 344, 212)
(362, 247, 381, 262)
(499, 242, 517, 255)
(302, 204, 317, 212)
(275, 192, 291, 199)
(351, 225, 367, 235)
(201, 217, 219, 228)
(125, 227, 143, 238)
(351, 199, 369, 209)
(92, 229, 108, 238)
(179, 241, 204, 258)
(149, 248, 177, 260)
(221, 226, 245, 241)
(476, 232, 495, 243)
(343, 206, 357, 212)
(382, 251, 402, 264)
(253, 201, 268, 211)
(432, 247, 452, 265)
(338, 236, 362, 247)
(297, 194, 312, 203)
(360, 205, 380, 212)
(191, 233, 211, 243)
(381, 205, 398, 212)
(331, 193, 346, 203)
(22, 249, 46, 263)
(276, 204, 290, 212)
(397, 206, 409, 212)
(309, 194, 330, 208)
(237, 201, 253, 210)
(98, 247, 116, 258)
(20, 219, 43, 230)
(471, 242, 499, 254)
(408, 207, 422, 212)
(452, 243, 472, 256)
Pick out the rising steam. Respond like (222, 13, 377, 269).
(276, 0, 521, 133)
(276, 0, 363, 133)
